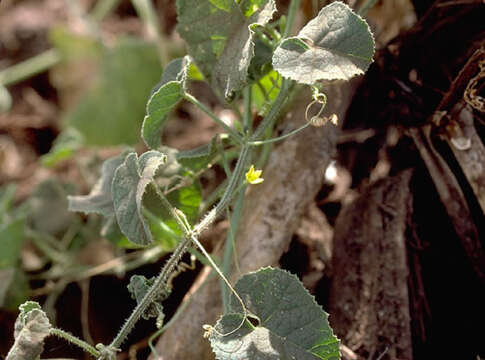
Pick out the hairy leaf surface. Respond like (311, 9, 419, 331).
(142, 56, 190, 149)
(273, 1, 374, 84)
(210, 268, 340, 360)
(176, 0, 276, 99)
(112, 151, 167, 245)
(68, 152, 129, 216)
(6, 301, 52, 360)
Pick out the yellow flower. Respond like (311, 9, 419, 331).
(245, 165, 264, 184)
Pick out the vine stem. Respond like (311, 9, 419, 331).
(109, 237, 192, 350)
(221, 187, 246, 312)
(283, 0, 301, 39)
(50, 328, 100, 358)
(108, 145, 250, 350)
(248, 122, 310, 146)
(251, 78, 291, 140)
(184, 93, 244, 144)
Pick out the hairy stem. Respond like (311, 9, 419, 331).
(50, 328, 100, 358)
(184, 93, 243, 144)
(109, 144, 249, 348)
(252, 79, 291, 139)
(109, 237, 192, 350)
(248, 122, 310, 146)
(221, 187, 246, 312)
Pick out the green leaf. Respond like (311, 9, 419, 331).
(273, 1, 374, 84)
(176, 0, 276, 99)
(142, 56, 190, 149)
(210, 267, 340, 360)
(251, 70, 281, 115)
(2, 269, 30, 310)
(0, 218, 25, 269)
(0, 184, 17, 225)
(176, 136, 219, 171)
(112, 151, 167, 245)
(143, 147, 202, 245)
(0, 268, 14, 307)
(50, 26, 103, 61)
(6, 301, 52, 360)
(41, 127, 84, 167)
(65, 38, 161, 145)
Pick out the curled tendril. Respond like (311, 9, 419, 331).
(305, 87, 327, 125)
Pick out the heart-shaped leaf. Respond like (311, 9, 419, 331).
(273, 1, 374, 84)
(210, 267, 340, 360)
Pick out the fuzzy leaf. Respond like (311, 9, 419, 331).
(273, 1, 374, 84)
(210, 267, 340, 360)
(176, 0, 276, 99)
(127, 275, 169, 327)
(112, 151, 167, 245)
(68, 152, 129, 216)
(6, 301, 52, 360)
(176, 136, 219, 171)
(142, 56, 190, 149)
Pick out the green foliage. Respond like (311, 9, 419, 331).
(176, 0, 276, 100)
(41, 127, 84, 167)
(142, 56, 190, 149)
(251, 70, 281, 114)
(0, 186, 30, 309)
(143, 147, 202, 244)
(176, 136, 220, 172)
(210, 268, 340, 360)
(0, 219, 25, 269)
(272, 1, 374, 84)
(63, 38, 162, 145)
(4, 1, 376, 358)
(112, 151, 167, 245)
(6, 301, 52, 360)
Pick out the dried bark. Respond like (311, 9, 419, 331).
(330, 170, 414, 360)
(151, 80, 360, 360)
(409, 47, 485, 282)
